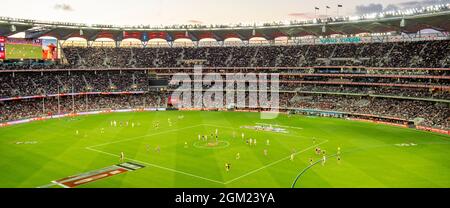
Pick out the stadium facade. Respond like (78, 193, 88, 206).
(0, 5, 449, 44)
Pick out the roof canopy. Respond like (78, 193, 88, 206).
(0, 11, 449, 41)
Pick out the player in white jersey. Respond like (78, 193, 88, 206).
(290, 153, 295, 161)
(120, 152, 125, 163)
(264, 149, 268, 157)
(242, 133, 245, 140)
(236, 153, 240, 160)
(322, 155, 326, 166)
(249, 138, 253, 146)
(132, 122, 135, 128)
(253, 139, 257, 146)
(266, 139, 270, 146)
(198, 134, 201, 141)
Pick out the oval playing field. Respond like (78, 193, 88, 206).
(0, 111, 449, 188)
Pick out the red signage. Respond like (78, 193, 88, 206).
(198, 32, 214, 40)
(97, 31, 114, 39)
(173, 32, 189, 40)
(123, 31, 142, 39)
(224, 33, 240, 39)
(148, 32, 168, 40)
(0, 36, 5, 59)
(272, 32, 287, 39)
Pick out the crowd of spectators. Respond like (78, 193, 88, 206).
(1, 92, 448, 130)
(0, 71, 150, 98)
(0, 70, 448, 100)
(58, 40, 450, 69)
(1, 40, 449, 70)
(283, 85, 450, 100)
(0, 40, 448, 130)
(286, 93, 449, 130)
(0, 93, 166, 123)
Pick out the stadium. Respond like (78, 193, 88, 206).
(0, 1, 449, 189)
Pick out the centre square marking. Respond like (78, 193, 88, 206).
(86, 124, 328, 185)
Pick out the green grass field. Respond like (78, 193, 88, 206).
(0, 111, 449, 188)
(5, 44, 42, 60)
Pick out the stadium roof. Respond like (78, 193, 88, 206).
(0, 10, 449, 42)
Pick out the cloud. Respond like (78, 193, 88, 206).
(54, 3, 74, 12)
(187, 20, 203, 24)
(398, 0, 450, 8)
(288, 13, 327, 19)
(288, 13, 309, 17)
(354, 0, 450, 15)
(355, 3, 384, 15)
(383, 4, 401, 12)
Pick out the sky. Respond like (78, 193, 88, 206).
(1, 0, 449, 26)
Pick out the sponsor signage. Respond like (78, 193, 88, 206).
(0, 36, 5, 59)
(319, 37, 362, 44)
(50, 163, 145, 188)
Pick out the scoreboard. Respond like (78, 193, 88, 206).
(0, 36, 5, 60)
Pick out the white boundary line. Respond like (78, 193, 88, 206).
(85, 123, 329, 185)
(52, 181, 70, 188)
